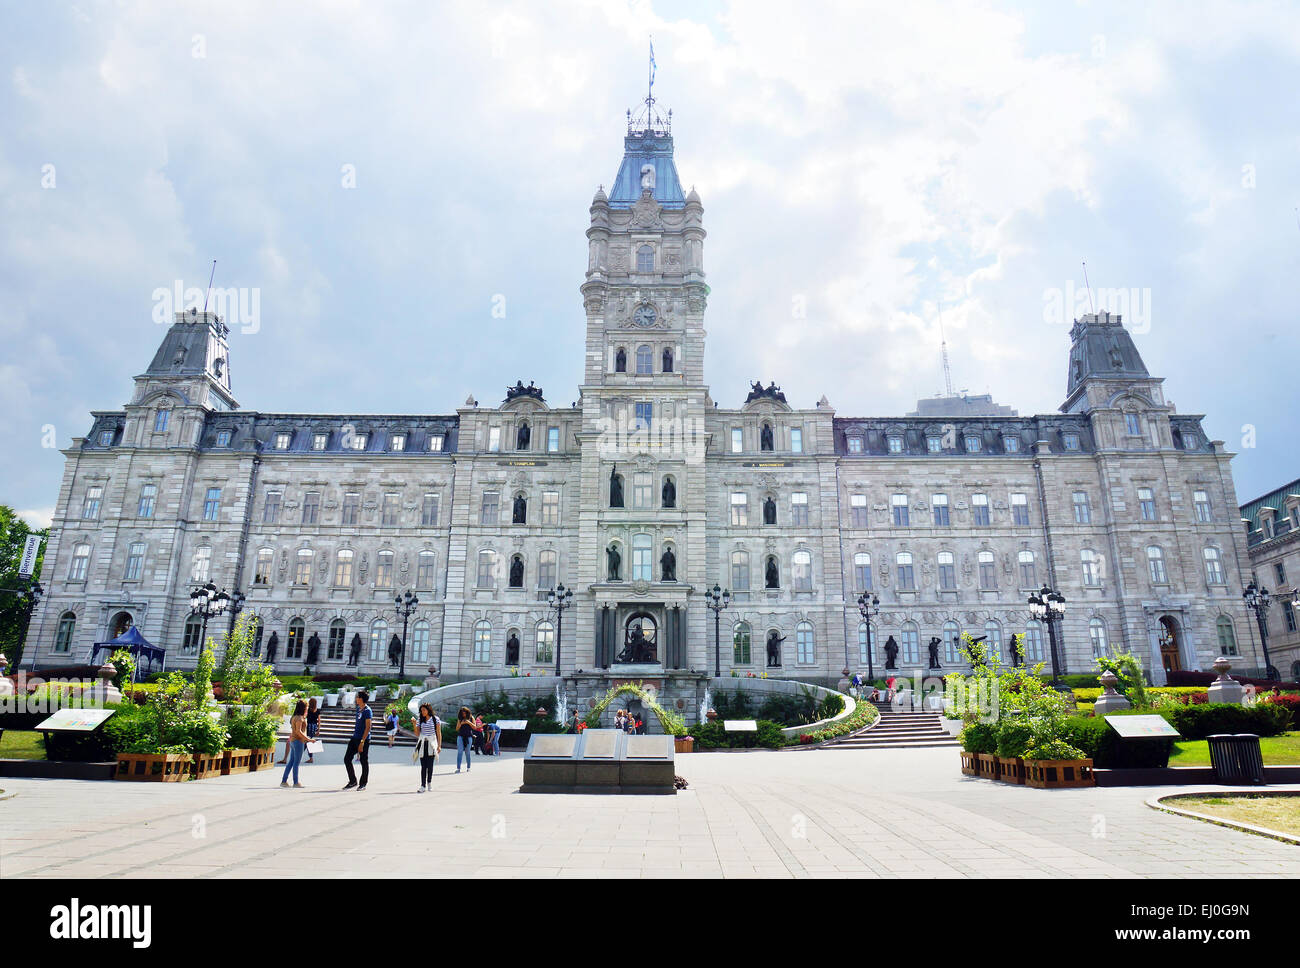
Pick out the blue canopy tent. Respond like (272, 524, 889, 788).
(90, 625, 166, 674)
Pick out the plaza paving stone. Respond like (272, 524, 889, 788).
(1, 745, 1298, 878)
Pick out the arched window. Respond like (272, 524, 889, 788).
(854, 552, 872, 591)
(375, 550, 394, 589)
(182, 614, 203, 654)
(796, 621, 814, 663)
(54, 611, 76, 653)
(942, 621, 961, 663)
(1146, 546, 1167, 584)
(900, 622, 920, 664)
(1018, 550, 1036, 588)
(535, 621, 555, 663)
(792, 550, 813, 591)
(334, 549, 354, 587)
(636, 345, 653, 374)
(614, 347, 627, 373)
(416, 550, 435, 590)
(477, 550, 497, 589)
(662, 347, 673, 373)
(287, 617, 305, 659)
(1089, 618, 1108, 657)
(984, 621, 1002, 661)
(632, 533, 652, 582)
(636, 245, 654, 272)
(1216, 616, 1238, 657)
(937, 551, 956, 590)
(411, 620, 430, 663)
(328, 619, 346, 660)
(369, 620, 388, 661)
(1203, 547, 1224, 585)
(473, 620, 492, 663)
(294, 548, 312, 586)
(733, 622, 752, 664)
(1024, 620, 1045, 661)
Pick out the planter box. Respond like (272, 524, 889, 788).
(324, 693, 339, 707)
(1025, 758, 1095, 789)
(191, 752, 224, 780)
(960, 750, 979, 776)
(976, 753, 1000, 780)
(115, 752, 191, 782)
(222, 749, 252, 775)
(942, 718, 964, 737)
(674, 737, 694, 754)
(248, 747, 276, 772)
(996, 756, 1025, 784)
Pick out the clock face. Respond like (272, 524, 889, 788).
(634, 304, 657, 327)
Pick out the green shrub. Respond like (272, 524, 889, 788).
(690, 719, 789, 749)
(167, 711, 226, 756)
(1024, 738, 1087, 760)
(1160, 702, 1291, 740)
(960, 722, 998, 754)
(225, 710, 279, 749)
(995, 718, 1034, 758)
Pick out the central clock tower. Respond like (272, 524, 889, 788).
(573, 97, 711, 671)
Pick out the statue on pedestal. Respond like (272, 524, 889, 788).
(607, 544, 622, 582)
(347, 633, 362, 666)
(927, 636, 941, 670)
(766, 630, 785, 667)
(660, 547, 676, 582)
(883, 636, 898, 670)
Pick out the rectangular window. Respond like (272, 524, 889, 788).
(416, 553, 435, 589)
(790, 492, 809, 526)
(979, 553, 997, 589)
(731, 552, 750, 591)
(390, 433, 406, 452)
(731, 428, 743, 453)
(1072, 491, 1090, 525)
(137, 484, 157, 519)
(1193, 490, 1211, 523)
(83, 485, 103, 520)
(1063, 433, 1080, 451)
(192, 547, 211, 582)
(488, 427, 501, 452)
(341, 493, 359, 526)
(730, 492, 748, 526)
(334, 551, 353, 587)
(313, 433, 328, 451)
(1003, 436, 1020, 453)
(1019, 552, 1036, 588)
(796, 625, 814, 663)
(632, 541, 652, 582)
(351, 432, 368, 451)
(964, 435, 981, 453)
(790, 428, 803, 453)
(633, 474, 652, 509)
(891, 494, 909, 527)
(381, 493, 400, 526)
(1275, 561, 1287, 586)
(1011, 492, 1029, 526)
(897, 555, 915, 590)
(124, 543, 145, 581)
(275, 432, 291, 450)
(850, 493, 868, 528)
(154, 410, 170, 432)
(887, 435, 903, 454)
(1138, 488, 1156, 521)
(294, 552, 312, 586)
(1082, 550, 1101, 586)
(634, 402, 653, 430)
(421, 493, 440, 527)
(215, 430, 231, 447)
(254, 549, 273, 585)
(932, 494, 949, 527)
(375, 553, 394, 589)
(477, 552, 496, 589)
(429, 433, 445, 452)
(927, 437, 942, 453)
(938, 554, 956, 590)
(1125, 413, 1142, 436)
(538, 551, 557, 589)
(792, 554, 812, 591)
(847, 435, 863, 454)
(302, 491, 320, 525)
(264, 490, 282, 524)
(481, 491, 499, 525)
(972, 493, 990, 526)
(541, 490, 560, 525)
(547, 427, 560, 452)
(854, 555, 872, 591)
(328, 623, 346, 660)
(69, 544, 90, 581)
(473, 624, 491, 662)
(202, 487, 221, 521)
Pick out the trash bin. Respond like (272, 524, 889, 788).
(1205, 733, 1265, 785)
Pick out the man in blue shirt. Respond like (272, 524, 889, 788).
(342, 691, 372, 791)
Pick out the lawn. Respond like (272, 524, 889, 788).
(1168, 731, 1300, 767)
(0, 731, 46, 760)
(1172, 795, 1300, 839)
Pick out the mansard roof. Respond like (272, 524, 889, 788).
(608, 128, 685, 209)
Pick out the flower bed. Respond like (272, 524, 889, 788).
(796, 699, 878, 746)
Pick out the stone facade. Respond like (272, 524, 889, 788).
(25, 105, 1262, 686)
(1241, 479, 1300, 678)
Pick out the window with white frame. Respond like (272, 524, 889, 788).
(896, 552, 915, 590)
(1003, 435, 1020, 453)
(488, 427, 501, 452)
(547, 427, 560, 452)
(192, 546, 211, 582)
(302, 491, 320, 525)
(733, 622, 752, 664)
(541, 491, 560, 525)
(854, 552, 872, 591)
(887, 435, 903, 453)
(429, 433, 445, 452)
(263, 490, 282, 524)
(275, 432, 291, 450)
(83, 485, 103, 520)
(972, 493, 990, 526)
(124, 542, 145, 581)
(636, 345, 653, 374)
(1138, 487, 1156, 521)
(538, 550, 557, 589)
(965, 434, 981, 453)
(850, 493, 868, 527)
(1024, 621, 1045, 661)
(254, 548, 273, 585)
(1073, 491, 1091, 524)
(927, 436, 942, 453)
(633, 474, 652, 509)
(1216, 616, 1238, 656)
(294, 548, 312, 585)
(792, 550, 812, 591)
(341, 492, 359, 525)
(329, 619, 346, 660)
(182, 615, 203, 654)
(416, 551, 435, 589)
(932, 493, 950, 527)
(636, 245, 654, 272)
(55, 612, 76, 653)
(375, 550, 394, 589)
(390, 433, 406, 451)
(351, 432, 369, 451)
(790, 492, 809, 526)
(978, 551, 996, 589)
(477, 550, 497, 589)
(632, 534, 652, 582)
(370, 620, 388, 661)
(1193, 490, 1212, 523)
(481, 491, 499, 525)
(1018, 550, 1036, 588)
(984, 621, 1003, 661)
(938, 551, 956, 590)
(1089, 618, 1108, 657)
(730, 492, 748, 526)
(790, 428, 803, 453)
(216, 430, 232, 447)
(943, 621, 962, 663)
(891, 493, 909, 527)
(421, 493, 440, 527)
(533, 621, 555, 663)
(1203, 547, 1224, 585)
(731, 428, 743, 453)
(313, 432, 328, 451)
(731, 550, 750, 590)
(796, 621, 814, 663)
(847, 434, 863, 454)
(1081, 548, 1101, 586)
(411, 621, 430, 663)
(154, 409, 170, 433)
(138, 483, 157, 518)
(1147, 545, 1167, 584)
(334, 549, 354, 587)
(69, 543, 90, 581)
(382, 493, 400, 526)
(1011, 492, 1029, 526)
(473, 621, 492, 662)
(900, 623, 919, 663)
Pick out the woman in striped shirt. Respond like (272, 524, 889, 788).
(414, 703, 442, 793)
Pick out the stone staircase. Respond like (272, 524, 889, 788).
(826, 707, 960, 750)
(279, 704, 417, 748)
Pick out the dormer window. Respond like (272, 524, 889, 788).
(275, 432, 292, 450)
(847, 434, 863, 454)
(636, 245, 654, 272)
(1125, 413, 1142, 435)
(964, 435, 981, 453)
(927, 436, 942, 453)
(154, 409, 170, 433)
(216, 430, 232, 447)
(98, 430, 113, 446)
(312, 433, 328, 451)
(1003, 435, 1019, 453)
(351, 432, 368, 451)
(429, 433, 445, 452)
(887, 435, 903, 454)
(390, 433, 406, 452)
(1062, 432, 1080, 451)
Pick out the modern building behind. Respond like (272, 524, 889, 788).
(1241, 478, 1300, 679)
(24, 94, 1263, 685)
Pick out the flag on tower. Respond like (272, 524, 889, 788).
(649, 38, 656, 92)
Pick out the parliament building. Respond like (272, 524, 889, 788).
(26, 98, 1261, 687)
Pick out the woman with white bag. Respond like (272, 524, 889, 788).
(413, 703, 442, 793)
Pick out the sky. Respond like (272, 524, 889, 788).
(2, 0, 1298, 528)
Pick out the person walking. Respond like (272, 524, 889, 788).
(385, 708, 400, 748)
(455, 706, 475, 774)
(342, 691, 372, 791)
(305, 697, 321, 764)
(414, 703, 441, 793)
(280, 700, 309, 788)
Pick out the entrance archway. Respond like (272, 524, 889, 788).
(109, 611, 134, 639)
(1158, 616, 1182, 674)
(617, 612, 658, 663)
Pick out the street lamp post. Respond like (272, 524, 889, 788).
(1243, 579, 1278, 680)
(189, 581, 232, 652)
(704, 585, 730, 678)
(856, 592, 880, 683)
(394, 590, 419, 680)
(546, 583, 574, 677)
(1028, 584, 1066, 686)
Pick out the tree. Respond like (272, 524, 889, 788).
(0, 505, 47, 667)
